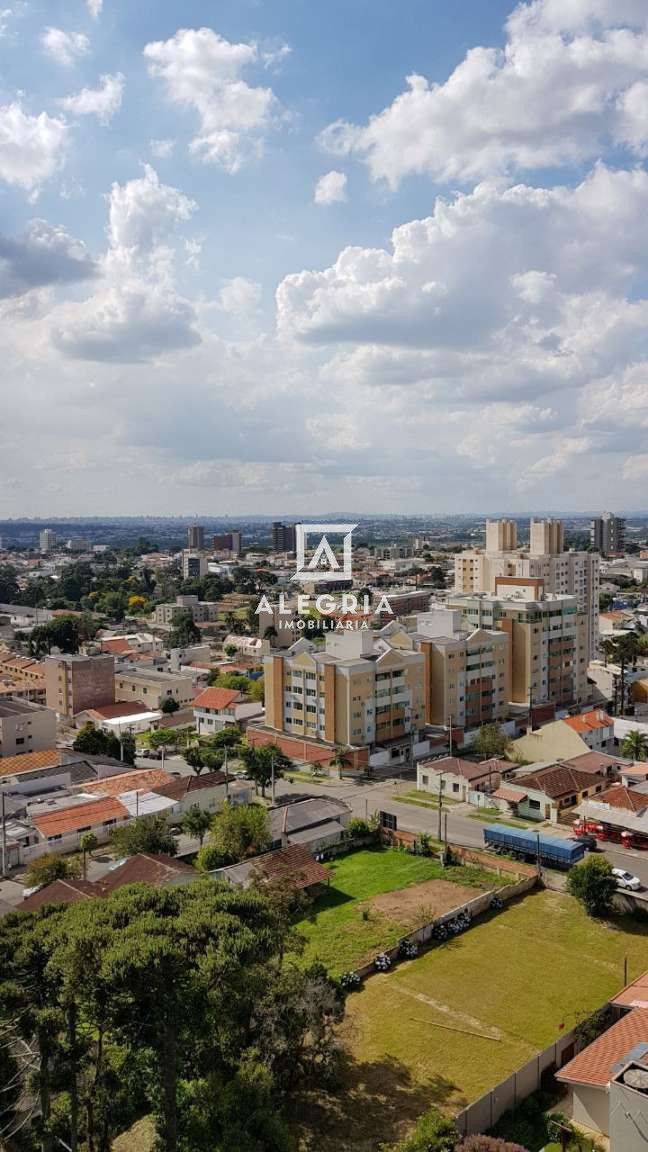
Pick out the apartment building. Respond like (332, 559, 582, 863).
(187, 524, 205, 550)
(45, 654, 115, 718)
(591, 512, 626, 556)
(454, 518, 599, 659)
(212, 531, 242, 556)
(115, 666, 196, 709)
(412, 609, 510, 728)
(264, 630, 424, 750)
(39, 528, 57, 553)
(447, 587, 590, 709)
(271, 522, 297, 553)
(181, 550, 208, 579)
(153, 595, 219, 627)
(0, 698, 57, 757)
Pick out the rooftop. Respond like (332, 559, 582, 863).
(219, 843, 329, 891)
(0, 697, 51, 718)
(557, 1008, 648, 1087)
(32, 796, 129, 838)
(513, 763, 602, 800)
(192, 687, 243, 711)
(564, 709, 613, 735)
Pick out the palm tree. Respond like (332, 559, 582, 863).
(330, 746, 353, 779)
(620, 729, 648, 762)
(600, 633, 640, 715)
(79, 831, 98, 880)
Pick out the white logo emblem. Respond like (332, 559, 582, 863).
(293, 523, 357, 583)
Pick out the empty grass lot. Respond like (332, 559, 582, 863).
(297, 887, 648, 1152)
(295, 847, 502, 975)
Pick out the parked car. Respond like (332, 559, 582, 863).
(571, 833, 598, 851)
(612, 867, 642, 891)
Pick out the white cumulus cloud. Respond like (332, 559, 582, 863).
(41, 27, 90, 68)
(319, 0, 648, 186)
(143, 27, 286, 172)
(314, 170, 347, 205)
(0, 102, 68, 194)
(59, 73, 124, 125)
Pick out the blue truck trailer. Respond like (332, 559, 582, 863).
(483, 825, 587, 870)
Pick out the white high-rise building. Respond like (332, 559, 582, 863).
(454, 518, 599, 659)
(39, 528, 57, 553)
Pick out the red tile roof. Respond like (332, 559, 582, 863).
(229, 843, 329, 891)
(193, 687, 242, 711)
(564, 710, 613, 735)
(21, 878, 99, 911)
(0, 749, 62, 778)
(557, 1008, 648, 1087)
(32, 796, 129, 839)
(493, 787, 528, 803)
(83, 768, 173, 797)
(419, 755, 502, 783)
(513, 764, 602, 800)
(101, 639, 134, 655)
(597, 783, 648, 814)
(613, 970, 648, 1010)
(99, 853, 195, 893)
(563, 752, 625, 775)
(152, 769, 227, 801)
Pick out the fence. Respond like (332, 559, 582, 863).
(454, 1023, 583, 1137)
(350, 870, 537, 981)
(381, 827, 538, 879)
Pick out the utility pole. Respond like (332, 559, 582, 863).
(437, 772, 444, 842)
(224, 747, 229, 799)
(271, 754, 276, 804)
(448, 713, 453, 756)
(1, 790, 6, 877)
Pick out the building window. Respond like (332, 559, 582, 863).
(528, 799, 541, 810)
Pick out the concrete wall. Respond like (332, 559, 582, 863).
(571, 1084, 609, 1136)
(0, 704, 57, 757)
(455, 1024, 585, 1137)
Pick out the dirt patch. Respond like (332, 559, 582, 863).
(366, 877, 484, 930)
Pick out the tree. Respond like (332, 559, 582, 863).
(331, 746, 353, 777)
(210, 802, 271, 862)
(621, 729, 648, 762)
(209, 728, 242, 749)
(224, 642, 238, 657)
(73, 723, 121, 761)
(25, 852, 81, 889)
(110, 814, 177, 858)
(473, 723, 511, 760)
(599, 591, 614, 612)
(0, 564, 19, 603)
(567, 855, 617, 917)
(181, 805, 212, 846)
(30, 614, 97, 657)
(240, 744, 292, 798)
(194, 841, 225, 872)
(120, 730, 136, 766)
(79, 832, 98, 880)
(149, 728, 178, 759)
(600, 632, 641, 714)
(168, 609, 200, 648)
(160, 696, 180, 714)
(393, 1107, 458, 1151)
(208, 671, 251, 692)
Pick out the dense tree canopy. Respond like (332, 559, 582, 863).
(0, 881, 343, 1152)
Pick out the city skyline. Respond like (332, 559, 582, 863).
(3, 0, 648, 514)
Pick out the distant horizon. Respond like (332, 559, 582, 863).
(1, 511, 646, 524)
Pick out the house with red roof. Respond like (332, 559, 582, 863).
(192, 686, 263, 736)
(563, 709, 614, 751)
(557, 1007, 648, 1141)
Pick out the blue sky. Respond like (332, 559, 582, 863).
(2, 0, 648, 515)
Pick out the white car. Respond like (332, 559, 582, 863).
(612, 867, 642, 891)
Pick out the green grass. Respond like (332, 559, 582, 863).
(468, 808, 533, 829)
(341, 888, 648, 1116)
(393, 791, 461, 809)
(295, 848, 501, 975)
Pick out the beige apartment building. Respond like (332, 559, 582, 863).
(115, 667, 196, 710)
(447, 586, 590, 709)
(264, 630, 424, 750)
(455, 518, 599, 659)
(0, 698, 58, 757)
(45, 654, 115, 718)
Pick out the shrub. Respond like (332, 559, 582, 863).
(348, 817, 374, 838)
(393, 1107, 458, 1151)
(566, 855, 617, 917)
